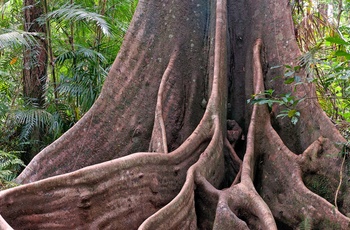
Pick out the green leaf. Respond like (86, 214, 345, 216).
(294, 65, 301, 71)
(46, 3, 111, 36)
(255, 99, 274, 105)
(288, 109, 297, 118)
(334, 51, 350, 60)
(265, 89, 274, 96)
(284, 71, 295, 77)
(270, 65, 283, 69)
(276, 113, 288, 118)
(325, 37, 349, 45)
(0, 30, 40, 50)
(342, 112, 350, 119)
(284, 77, 295, 84)
(291, 116, 299, 125)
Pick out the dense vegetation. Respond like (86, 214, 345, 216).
(250, 0, 350, 133)
(292, 0, 350, 125)
(0, 0, 136, 187)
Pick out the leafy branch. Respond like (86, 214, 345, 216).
(248, 65, 306, 125)
(248, 89, 304, 125)
(0, 150, 25, 189)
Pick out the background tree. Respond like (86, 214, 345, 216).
(0, 0, 350, 229)
(22, 0, 48, 162)
(23, 0, 47, 107)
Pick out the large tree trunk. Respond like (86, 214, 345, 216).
(1, 0, 350, 229)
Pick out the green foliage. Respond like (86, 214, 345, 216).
(0, 150, 24, 189)
(12, 105, 54, 141)
(0, 30, 40, 50)
(46, 3, 111, 36)
(55, 45, 109, 115)
(290, 0, 350, 126)
(299, 34, 350, 122)
(248, 66, 305, 125)
(0, 0, 137, 163)
(248, 91, 303, 125)
(299, 217, 312, 230)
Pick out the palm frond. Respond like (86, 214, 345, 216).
(0, 30, 40, 50)
(0, 0, 9, 13)
(296, 12, 337, 52)
(299, 217, 312, 230)
(58, 77, 85, 96)
(46, 3, 110, 36)
(0, 150, 25, 182)
(0, 70, 10, 77)
(55, 45, 107, 65)
(75, 46, 107, 63)
(12, 107, 53, 141)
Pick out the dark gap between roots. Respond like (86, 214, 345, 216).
(194, 180, 219, 229)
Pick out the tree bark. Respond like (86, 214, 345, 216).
(22, 0, 48, 162)
(1, 0, 350, 229)
(23, 0, 47, 107)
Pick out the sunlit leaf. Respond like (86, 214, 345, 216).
(288, 109, 297, 118)
(334, 51, 350, 60)
(325, 37, 349, 45)
(0, 30, 40, 50)
(46, 3, 111, 36)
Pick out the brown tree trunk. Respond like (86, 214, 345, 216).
(22, 0, 48, 162)
(1, 0, 350, 229)
(23, 0, 47, 107)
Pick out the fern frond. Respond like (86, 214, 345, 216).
(0, 1, 11, 16)
(11, 107, 53, 140)
(0, 30, 40, 50)
(75, 46, 107, 63)
(55, 46, 107, 65)
(0, 70, 10, 77)
(0, 170, 12, 178)
(46, 4, 110, 36)
(299, 217, 312, 230)
(58, 77, 84, 96)
(0, 150, 25, 182)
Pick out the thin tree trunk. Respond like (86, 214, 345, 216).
(23, 0, 47, 107)
(42, 0, 58, 103)
(22, 0, 48, 162)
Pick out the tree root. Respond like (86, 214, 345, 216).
(251, 38, 350, 229)
(149, 49, 179, 153)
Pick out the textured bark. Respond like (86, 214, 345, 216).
(23, 0, 47, 106)
(22, 0, 48, 162)
(1, 0, 350, 229)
